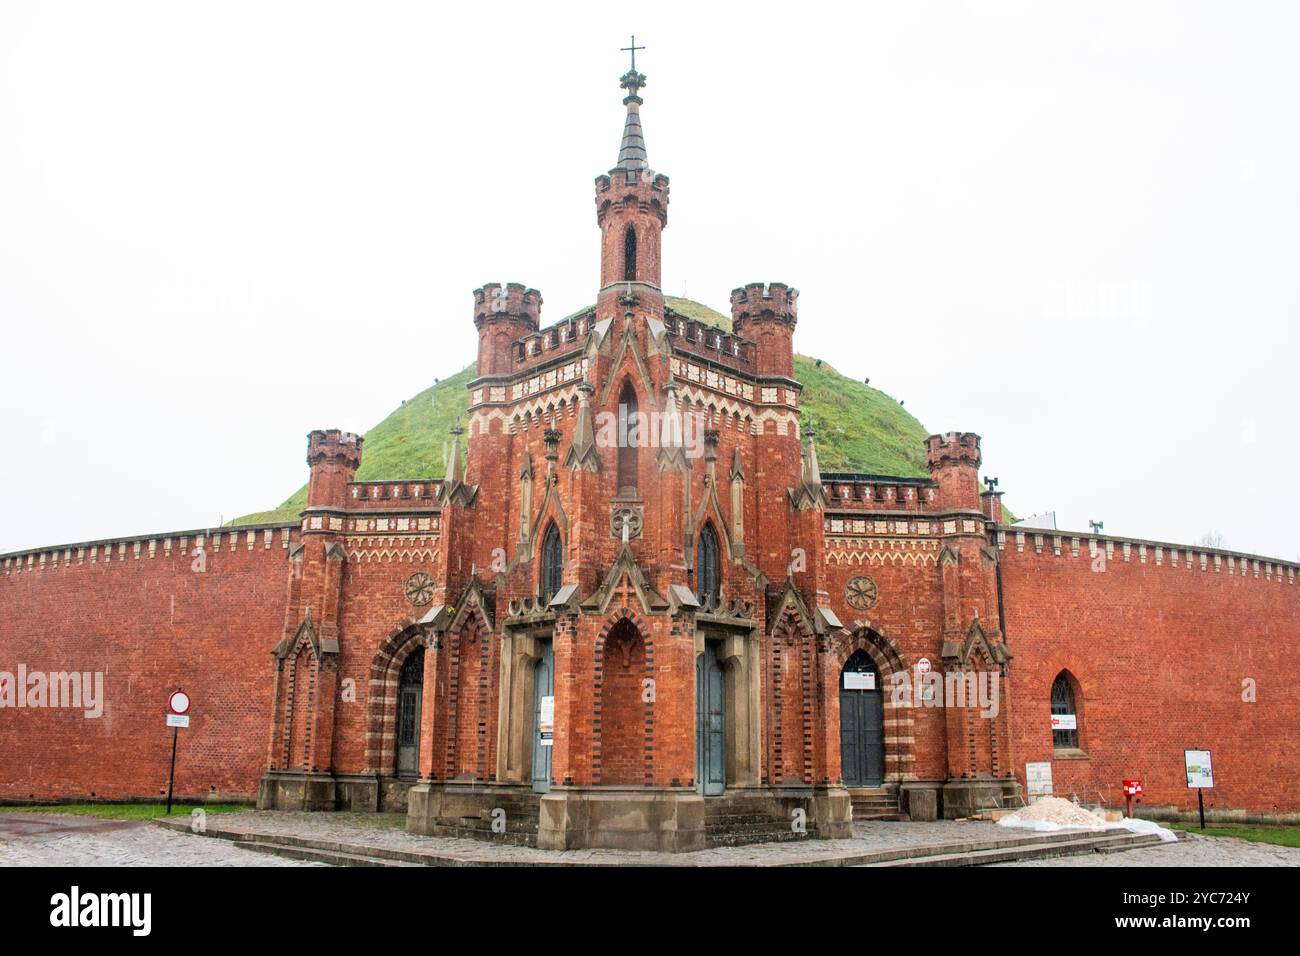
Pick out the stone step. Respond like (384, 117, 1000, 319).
(854, 812, 910, 822)
(234, 840, 423, 867)
(865, 832, 1168, 867)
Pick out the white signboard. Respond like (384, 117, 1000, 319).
(916, 658, 931, 675)
(1185, 749, 1214, 789)
(538, 695, 555, 746)
(843, 672, 876, 691)
(168, 690, 191, 715)
(1050, 713, 1077, 731)
(1025, 761, 1053, 799)
(166, 713, 190, 728)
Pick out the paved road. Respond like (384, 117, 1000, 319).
(2, 811, 1297, 866)
(0, 814, 316, 867)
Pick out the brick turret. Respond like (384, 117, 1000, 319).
(305, 429, 363, 510)
(474, 282, 541, 376)
(731, 282, 798, 377)
(595, 63, 669, 318)
(925, 431, 982, 511)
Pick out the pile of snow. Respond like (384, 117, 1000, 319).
(997, 796, 1178, 843)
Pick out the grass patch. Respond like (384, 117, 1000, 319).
(1168, 822, 1300, 848)
(230, 300, 954, 525)
(0, 802, 250, 821)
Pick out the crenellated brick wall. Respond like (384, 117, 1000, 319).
(997, 528, 1300, 814)
(0, 525, 296, 802)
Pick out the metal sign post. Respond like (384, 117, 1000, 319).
(165, 727, 178, 815)
(1184, 749, 1214, 830)
(165, 690, 192, 815)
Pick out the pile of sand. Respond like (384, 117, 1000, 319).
(1003, 796, 1106, 828)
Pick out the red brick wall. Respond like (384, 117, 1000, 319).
(1000, 537, 1300, 813)
(597, 620, 645, 786)
(0, 527, 294, 802)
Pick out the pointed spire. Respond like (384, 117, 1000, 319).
(802, 422, 822, 487)
(617, 36, 649, 170)
(446, 418, 464, 485)
(730, 446, 745, 483)
(564, 381, 601, 472)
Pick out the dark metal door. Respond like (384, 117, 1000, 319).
(696, 643, 726, 796)
(531, 641, 554, 793)
(840, 650, 884, 787)
(396, 646, 425, 777)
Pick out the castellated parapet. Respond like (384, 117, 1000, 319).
(730, 282, 799, 377)
(474, 282, 542, 376)
(925, 431, 982, 511)
(306, 429, 364, 511)
(594, 168, 671, 226)
(473, 282, 543, 329)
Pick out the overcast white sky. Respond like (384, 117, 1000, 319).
(1, 1, 1296, 559)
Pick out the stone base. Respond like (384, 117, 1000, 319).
(939, 778, 1022, 819)
(900, 784, 939, 821)
(257, 771, 386, 812)
(406, 781, 542, 844)
(537, 788, 706, 852)
(257, 771, 339, 811)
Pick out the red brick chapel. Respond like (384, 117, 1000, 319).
(2, 56, 1297, 851)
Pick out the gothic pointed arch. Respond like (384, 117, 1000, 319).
(1051, 669, 1083, 750)
(365, 621, 430, 777)
(623, 224, 637, 281)
(696, 520, 721, 604)
(540, 520, 564, 603)
(596, 323, 656, 408)
(616, 377, 640, 496)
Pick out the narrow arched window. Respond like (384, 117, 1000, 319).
(697, 522, 721, 603)
(623, 225, 637, 281)
(1050, 672, 1079, 750)
(616, 379, 639, 496)
(541, 522, 563, 603)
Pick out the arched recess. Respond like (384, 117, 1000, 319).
(540, 520, 564, 603)
(696, 521, 721, 603)
(770, 609, 814, 785)
(623, 224, 637, 281)
(596, 617, 648, 786)
(1050, 669, 1084, 752)
(616, 378, 640, 497)
(446, 610, 491, 781)
(285, 643, 316, 771)
(833, 626, 913, 785)
(366, 623, 429, 778)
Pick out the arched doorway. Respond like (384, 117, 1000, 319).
(840, 649, 884, 787)
(531, 641, 554, 793)
(395, 646, 424, 777)
(696, 640, 726, 795)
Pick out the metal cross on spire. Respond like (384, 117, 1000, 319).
(621, 35, 645, 72)
(619, 34, 647, 102)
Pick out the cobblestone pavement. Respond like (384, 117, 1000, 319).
(994, 832, 1300, 867)
(0, 814, 318, 867)
(3, 810, 1296, 866)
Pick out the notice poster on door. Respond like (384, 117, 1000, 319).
(843, 672, 876, 691)
(539, 695, 555, 747)
(1025, 761, 1053, 799)
(1185, 749, 1214, 788)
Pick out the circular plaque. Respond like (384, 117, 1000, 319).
(404, 571, 435, 607)
(845, 575, 879, 611)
